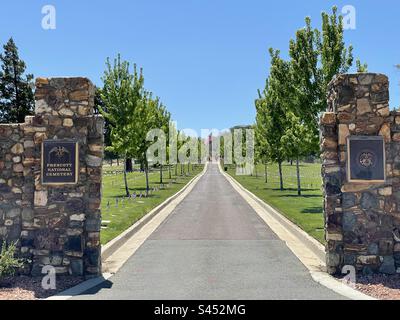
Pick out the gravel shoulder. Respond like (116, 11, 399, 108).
(353, 274, 400, 300)
(0, 276, 83, 300)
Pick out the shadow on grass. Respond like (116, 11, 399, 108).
(107, 181, 187, 199)
(301, 207, 323, 214)
(271, 187, 320, 192)
(107, 193, 160, 199)
(277, 194, 322, 199)
(268, 188, 321, 199)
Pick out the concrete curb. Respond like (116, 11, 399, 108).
(45, 273, 113, 300)
(219, 163, 375, 300)
(46, 164, 208, 300)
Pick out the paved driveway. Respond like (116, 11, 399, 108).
(75, 163, 344, 300)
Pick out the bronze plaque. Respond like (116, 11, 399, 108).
(347, 136, 385, 183)
(41, 140, 79, 185)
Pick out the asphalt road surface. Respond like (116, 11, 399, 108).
(75, 163, 344, 300)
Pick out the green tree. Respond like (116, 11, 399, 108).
(0, 38, 34, 123)
(255, 85, 271, 183)
(176, 130, 189, 175)
(220, 130, 232, 168)
(254, 6, 367, 194)
(267, 49, 292, 190)
(132, 93, 168, 195)
(99, 55, 144, 197)
(155, 103, 171, 184)
(319, 7, 354, 92)
(281, 112, 315, 196)
(166, 121, 178, 179)
(230, 125, 253, 173)
(169, 122, 179, 176)
(356, 59, 368, 73)
(198, 136, 204, 164)
(289, 6, 356, 140)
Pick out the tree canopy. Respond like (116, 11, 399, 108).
(0, 38, 34, 123)
(254, 6, 367, 194)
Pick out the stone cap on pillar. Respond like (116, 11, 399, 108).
(34, 77, 95, 118)
(327, 73, 389, 114)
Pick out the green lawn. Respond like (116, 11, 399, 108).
(101, 164, 204, 244)
(225, 162, 325, 243)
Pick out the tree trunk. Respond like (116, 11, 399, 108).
(169, 164, 172, 179)
(123, 156, 130, 197)
(255, 163, 258, 178)
(125, 158, 133, 172)
(264, 163, 268, 183)
(160, 164, 163, 184)
(117, 158, 119, 166)
(278, 161, 284, 191)
(175, 164, 178, 176)
(145, 158, 150, 196)
(296, 157, 301, 196)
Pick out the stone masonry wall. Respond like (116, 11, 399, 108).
(0, 77, 103, 278)
(321, 73, 400, 275)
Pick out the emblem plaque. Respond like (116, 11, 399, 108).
(41, 140, 79, 185)
(347, 136, 385, 183)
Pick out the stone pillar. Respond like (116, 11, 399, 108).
(0, 123, 25, 246)
(320, 73, 400, 275)
(0, 77, 103, 278)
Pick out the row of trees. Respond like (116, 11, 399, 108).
(98, 55, 196, 197)
(254, 7, 367, 196)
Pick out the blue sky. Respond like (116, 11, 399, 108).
(1, 0, 399, 134)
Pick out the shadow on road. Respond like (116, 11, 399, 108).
(76, 280, 114, 296)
